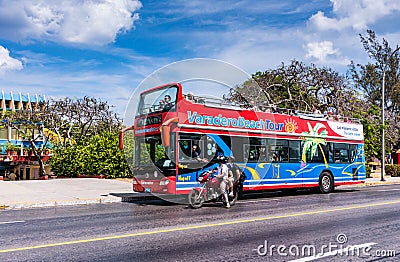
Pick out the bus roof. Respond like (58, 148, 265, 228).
(134, 83, 364, 142)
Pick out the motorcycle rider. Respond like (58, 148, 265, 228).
(216, 156, 230, 208)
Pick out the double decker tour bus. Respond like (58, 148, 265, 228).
(120, 82, 365, 196)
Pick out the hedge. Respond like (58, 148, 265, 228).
(384, 164, 400, 177)
(365, 165, 371, 178)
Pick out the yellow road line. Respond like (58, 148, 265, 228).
(1, 199, 400, 253)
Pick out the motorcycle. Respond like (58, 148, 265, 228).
(188, 168, 245, 209)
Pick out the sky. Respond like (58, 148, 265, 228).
(0, 0, 400, 119)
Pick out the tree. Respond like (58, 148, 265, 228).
(350, 29, 400, 112)
(45, 96, 121, 147)
(349, 29, 400, 156)
(225, 60, 364, 118)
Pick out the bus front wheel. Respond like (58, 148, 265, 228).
(318, 172, 334, 194)
(188, 189, 204, 208)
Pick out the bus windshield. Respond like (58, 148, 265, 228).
(138, 85, 178, 115)
(135, 135, 165, 166)
(134, 135, 176, 176)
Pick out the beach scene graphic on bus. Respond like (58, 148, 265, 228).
(301, 122, 329, 168)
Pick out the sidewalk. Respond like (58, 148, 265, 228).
(0, 178, 133, 210)
(363, 169, 400, 186)
(1, 175, 400, 210)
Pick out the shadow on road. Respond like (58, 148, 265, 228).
(111, 187, 360, 207)
(110, 192, 188, 206)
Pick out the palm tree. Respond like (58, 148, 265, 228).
(301, 122, 329, 168)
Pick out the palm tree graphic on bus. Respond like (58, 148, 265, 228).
(301, 122, 328, 168)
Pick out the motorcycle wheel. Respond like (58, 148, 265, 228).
(188, 189, 204, 209)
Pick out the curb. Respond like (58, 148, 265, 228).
(342, 178, 400, 187)
(364, 181, 400, 186)
(0, 196, 122, 210)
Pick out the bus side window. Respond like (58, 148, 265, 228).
(249, 147, 259, 162)
(349, 144, 357, 162)
(268, 139, 289, 162)
(328, 143, 334, 163)
(278, 147, 289, 162)
(334, 143, 349, 163)
(244, 144, 259, 163)
(289, 141, 301, 162)
(259, 146, 268, 161)
(334, 149, 349, 163)
(334, 150, 341, 163)
(340, 149, 349, 163)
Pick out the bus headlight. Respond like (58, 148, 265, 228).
(160, 180, 169, 186)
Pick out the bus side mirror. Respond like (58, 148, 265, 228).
(119, 126, 134, 150)
(161, 117, 178, 148)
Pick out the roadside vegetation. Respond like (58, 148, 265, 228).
(1, 96, 131, 178)
(46, 96, 132, 178)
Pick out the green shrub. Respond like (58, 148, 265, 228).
(385, 164, 400, 177)
(49, 131, 132, 178)
(365, 165, 371, 178)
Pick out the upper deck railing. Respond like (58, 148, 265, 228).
(182, 93, 361, 124)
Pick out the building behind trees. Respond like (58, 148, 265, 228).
(0, 90, 49, 180)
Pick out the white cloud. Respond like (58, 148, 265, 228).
(0, 46, 23, 75)
(304, 41, 338, 61)
(310, 0, 400, 31)
(304, 41, 350, 65)
(0, 0, 142, 45)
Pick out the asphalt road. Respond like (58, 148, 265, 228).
(1, 184, 400, 261)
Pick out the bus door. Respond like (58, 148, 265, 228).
(332, 143, 360, 181)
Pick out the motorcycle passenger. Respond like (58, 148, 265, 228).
(227, 156, 241, 197)
(216, 156, 230, 208)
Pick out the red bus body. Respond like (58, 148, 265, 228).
(121, 83, 365, 195)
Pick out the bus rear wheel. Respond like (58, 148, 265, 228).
(319, 172, 334, 194)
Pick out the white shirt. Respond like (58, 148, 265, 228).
(217, 163, 229, 180)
